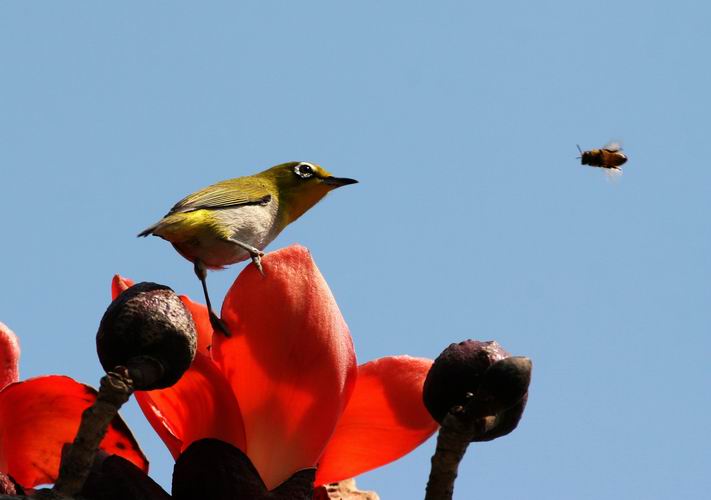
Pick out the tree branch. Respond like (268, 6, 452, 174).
(52, 369, 134, 497)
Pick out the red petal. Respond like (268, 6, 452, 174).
(0, 375, 147, 488)
(111, 275, 213, 356)
(135, 353, 245, 459)
(178, 295, 213, 356)
(213, 245, 357, 490)
(315, 356, 438, 486)
(0, 323, 20, 391)
(111, 274, 135, 299)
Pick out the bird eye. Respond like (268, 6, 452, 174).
(294, 163, 314, 179)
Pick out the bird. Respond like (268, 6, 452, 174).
(139, 161, 358, 335)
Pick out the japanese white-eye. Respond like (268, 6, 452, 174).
(139, 161, 357, 334)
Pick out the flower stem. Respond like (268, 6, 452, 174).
(425, 410, 491, 500)
(52, 368, 134, 497)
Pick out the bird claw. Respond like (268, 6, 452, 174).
(251, 252, 265, 276)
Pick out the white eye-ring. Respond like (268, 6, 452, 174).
(294, 162, 315, 179)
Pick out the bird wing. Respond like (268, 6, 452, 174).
(168, 177, 272, 214)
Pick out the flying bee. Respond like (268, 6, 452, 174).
(576, 142, 628, 172)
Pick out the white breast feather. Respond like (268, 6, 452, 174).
(214, 198, 281, 252)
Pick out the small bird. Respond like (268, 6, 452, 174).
(139, 161, 357, 335)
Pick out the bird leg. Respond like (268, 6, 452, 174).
(228, 238, 265, 275)
(193, 259, 231, 337)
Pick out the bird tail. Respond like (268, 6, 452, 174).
(137, 223, 160, 237)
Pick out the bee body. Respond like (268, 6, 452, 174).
(577, 143, 627, 171)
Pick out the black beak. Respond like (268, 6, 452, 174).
(323, 176, 358, 187)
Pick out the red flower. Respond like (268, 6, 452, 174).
(0, 322, 148, 489)
(115, 245, 438, 490)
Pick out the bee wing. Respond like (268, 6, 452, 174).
(604, 167, 623, 183)
(603, 141, 623, 152)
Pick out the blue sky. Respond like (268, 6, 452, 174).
(1, 2, 709, 498)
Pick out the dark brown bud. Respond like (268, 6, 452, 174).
(81, 454, 170, 500)
(96, 282, 197, 390)
(423, 340, 531, 441)
(423, 340, 510, 423)
(173, 439, 315, 500)
(476, 356, 532, 415)
(472, 393, 528, 442)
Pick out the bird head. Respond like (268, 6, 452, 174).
(259, 162, 358, 223)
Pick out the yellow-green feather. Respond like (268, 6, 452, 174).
(151, 209, 232, 242)
(169, 176, 273, 213)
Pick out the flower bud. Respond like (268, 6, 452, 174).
(423, 340, 509, 423)
(423, 340, 531, 440)
(81, 454, 170, 500)
(96, 282, 197, 390)
(172, 439, 315, 500)
(476, 356, 532, 415)
(472, 393, 528, 442)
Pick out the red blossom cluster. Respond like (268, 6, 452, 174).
(0, 245, 438, 494)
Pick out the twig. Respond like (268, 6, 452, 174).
(52, 368, 134, 497)
(424, 408, 493, 500)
